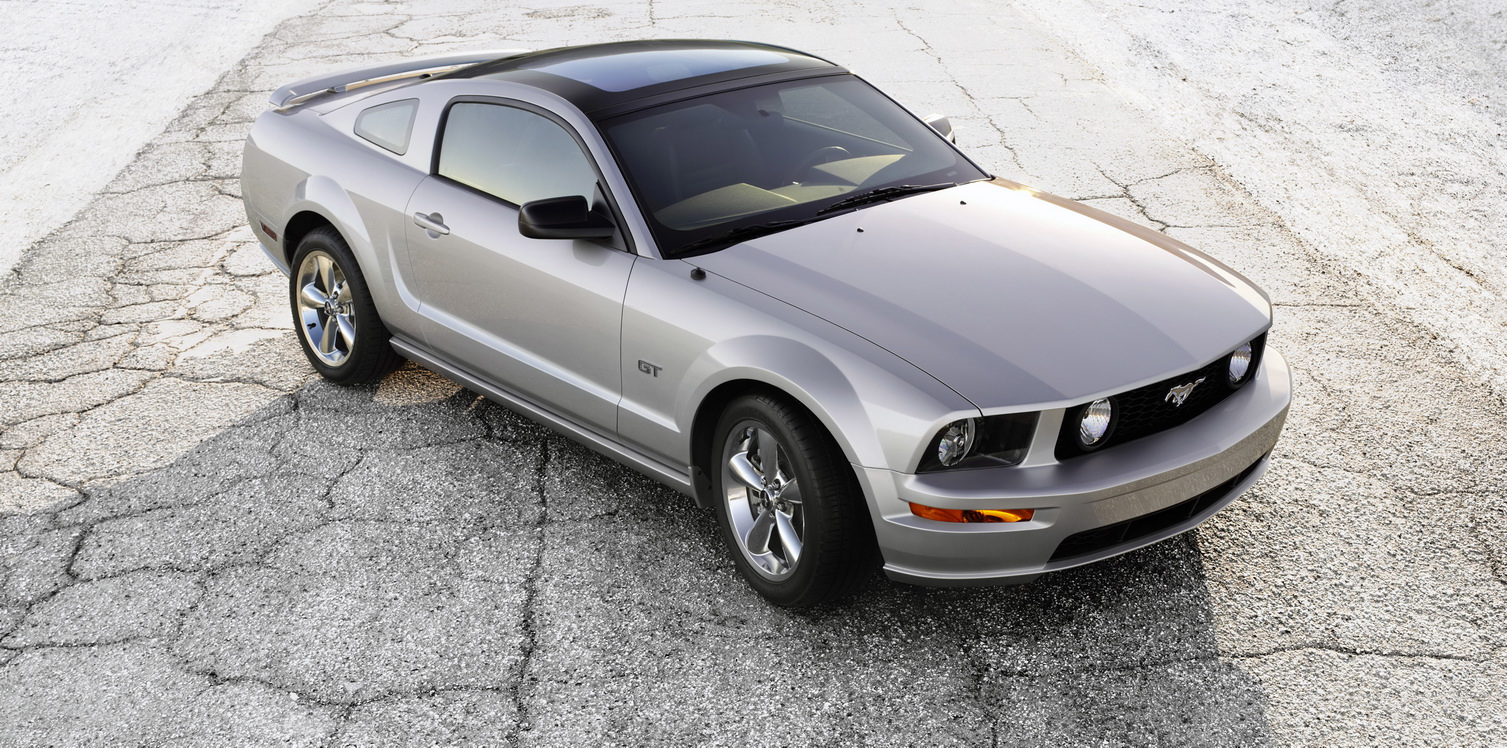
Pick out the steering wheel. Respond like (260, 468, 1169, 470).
(790, 146, 852, 183)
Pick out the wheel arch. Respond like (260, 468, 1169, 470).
(689, 379, 824, 508)
(281, 210, 338, 267)
(679, 337, 903, 509)
(279, 175, 377, 275)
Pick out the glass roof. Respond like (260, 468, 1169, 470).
(520, 48, 790, 92)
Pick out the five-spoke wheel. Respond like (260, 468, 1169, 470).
(295, 251, 355, 367)
(722, 423, 806, 579)
(712, 393, 875, 607)
(288, 226, 401, 383)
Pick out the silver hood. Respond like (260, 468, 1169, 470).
(693, 180, 1272, 409)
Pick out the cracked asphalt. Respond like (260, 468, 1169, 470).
(1, 0, 1503, 745)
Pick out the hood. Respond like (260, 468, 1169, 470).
(692, 180, 1271, 408)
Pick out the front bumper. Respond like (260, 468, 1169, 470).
(858, 348, 1292, 586)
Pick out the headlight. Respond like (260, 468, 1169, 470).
(919, 412, 1038, 472)
(1078, 398, 1113, 448)
(935, 419, 975, 467)
(1227, 342, 1253, 386)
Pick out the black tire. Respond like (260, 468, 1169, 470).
(288, 227, 401, 384)
(710, 392, 876, 607)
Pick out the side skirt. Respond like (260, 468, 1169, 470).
(389, 336, 695, 497)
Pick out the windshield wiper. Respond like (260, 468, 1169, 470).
(815, 182, 958, 216)
(669, 182, 962, 257)
(673, 217, 823, 257)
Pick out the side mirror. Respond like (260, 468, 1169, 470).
(518, 195, 615, 240)
(923, 113, 956, 144)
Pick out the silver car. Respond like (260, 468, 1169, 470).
(242, 40, 1290, 607)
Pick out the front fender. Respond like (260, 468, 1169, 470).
(681, 336, 899, 470)
(619, 258, 976, 478)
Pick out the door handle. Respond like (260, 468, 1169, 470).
(413, 211, 450, 236)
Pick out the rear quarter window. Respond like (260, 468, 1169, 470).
(354, 99, 418, 155)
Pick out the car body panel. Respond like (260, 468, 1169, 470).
(869, 348, 1289, 584)
(244, 107, 430, 341)
(692, 179, 1271, 409)
(389, 332, 696, 495)
(405, 175, 635, 432)
(618, 256, 976, 474)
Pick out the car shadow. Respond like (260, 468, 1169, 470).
(1, 376, 1276, 746)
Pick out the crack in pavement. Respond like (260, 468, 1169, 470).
(509, 437, 551, 746)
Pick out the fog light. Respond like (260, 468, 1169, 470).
(1079, 398, 1113, 447)
(1228, 342, 1253, 385)
(909, 503, 1034, 523)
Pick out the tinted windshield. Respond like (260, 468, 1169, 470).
(601, 75, 989, 257)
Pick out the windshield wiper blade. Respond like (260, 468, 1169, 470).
(673, 217, 820, 256)
(816, 182, 957, 215)
(670, 182, 962, 256)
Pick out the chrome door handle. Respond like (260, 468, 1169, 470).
(413, 211, 450, 235)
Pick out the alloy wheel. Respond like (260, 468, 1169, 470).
(294, 250, 356, 367)
(721, 422, 806, 579)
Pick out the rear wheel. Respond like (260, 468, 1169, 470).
(711, 393, 875, 607)
(289, 227, 400, 384)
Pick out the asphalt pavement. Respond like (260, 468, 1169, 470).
(0, 0, 1502, 745)
(0, 0, 321, 277)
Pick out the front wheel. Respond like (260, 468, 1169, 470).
(711, 393, 875, 607)
(289, 227, 400, 384)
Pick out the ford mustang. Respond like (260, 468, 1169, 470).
(241, 40, 1290, 607)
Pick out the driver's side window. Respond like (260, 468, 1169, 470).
(437, 102, 598, 206)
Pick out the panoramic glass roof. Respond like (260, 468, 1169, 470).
(520, 48, 789, 92)
(456, 41, 841, 116)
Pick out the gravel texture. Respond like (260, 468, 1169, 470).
(0, 0, 1502, 745)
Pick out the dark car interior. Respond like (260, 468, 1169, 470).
(605, 77, 969, 230)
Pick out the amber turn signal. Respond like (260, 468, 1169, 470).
(909, 503, 1034, 523)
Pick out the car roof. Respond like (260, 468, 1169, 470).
(449, 39, 846, 118)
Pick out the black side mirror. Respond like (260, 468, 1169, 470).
(518, 195, 616, 240)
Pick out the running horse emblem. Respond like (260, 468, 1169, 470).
(1165, 377, 1206, 407)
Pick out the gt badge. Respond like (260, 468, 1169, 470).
(1165, 377, 1206, 407)
(637, 360, 663, 377)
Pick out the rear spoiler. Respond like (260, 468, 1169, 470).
(268, 49, 530, 110)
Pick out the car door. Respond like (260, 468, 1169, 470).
(405, 98, 636, 433)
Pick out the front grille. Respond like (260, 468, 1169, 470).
(1049, 455, 1265, 562)
(1055, 334, 1266, 460)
